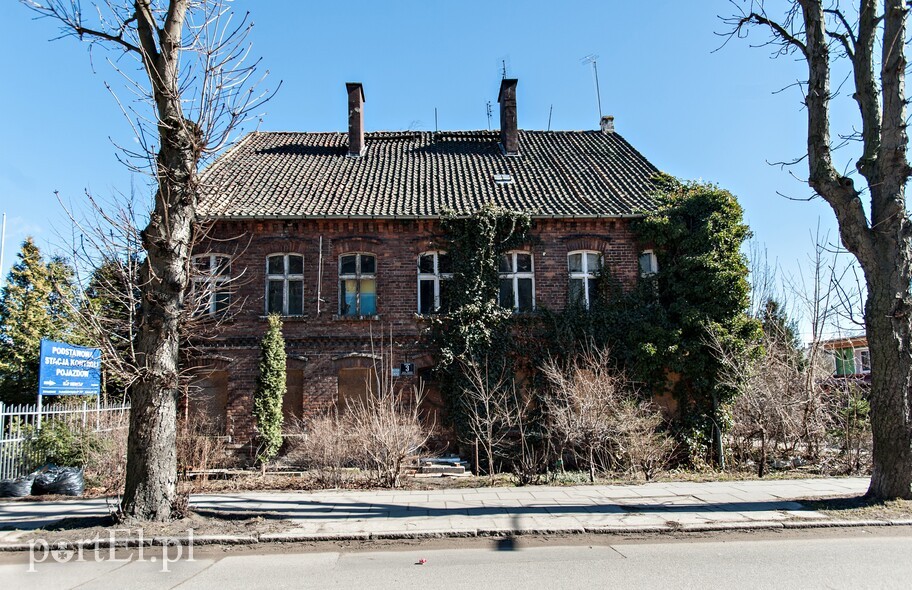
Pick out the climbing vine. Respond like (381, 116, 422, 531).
(426, 205, 532, 450)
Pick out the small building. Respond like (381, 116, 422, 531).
(818, 335, 871, 378)
(190, 78, 663, 453)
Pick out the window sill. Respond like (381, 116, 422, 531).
(259, 315, 309, 322)
(332, 314, 381, 321)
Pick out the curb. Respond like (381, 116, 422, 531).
(2, 519, 911, 552)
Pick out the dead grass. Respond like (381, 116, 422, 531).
(16, 510, 293, 544)
(800, 496, 912, 521)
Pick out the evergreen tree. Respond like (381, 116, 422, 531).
(0, 238, 80, 404)
(254, 314, 286, 466)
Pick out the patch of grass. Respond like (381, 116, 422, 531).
(801, 496, 912, 521)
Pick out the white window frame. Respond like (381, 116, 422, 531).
(417, 251, 452, 315)
(339, 252, 377, 316)
(192, 253, 231, 316)
(499, 250, 535, 312)
(639, 249, 658, 277)
(568, 250, 602, 309)
(265, 253, 305, 316)
(855, 347, 872, 374)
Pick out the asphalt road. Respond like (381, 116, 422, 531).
(2, 529, 910, 589)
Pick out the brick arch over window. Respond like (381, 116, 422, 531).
(332, 237, 383, 255)
(260, 240, 309, 254)
(562, 235, 612, 253)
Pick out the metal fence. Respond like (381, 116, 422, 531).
(0, 400, 130, 480)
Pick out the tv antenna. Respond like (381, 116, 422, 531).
(486, 101, 493, 130)
(547, 104, 553, 131)
(581, 53, 603, 118)
(502, 59, 507, 79)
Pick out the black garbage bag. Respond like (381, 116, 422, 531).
(0, 474, 35, 498)
(31, 465, 85, 497)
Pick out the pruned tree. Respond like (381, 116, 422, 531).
(21, 0, 274, 519)
(727, 1, 912, 498)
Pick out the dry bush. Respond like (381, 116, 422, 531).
(457, 356, 519, 479)
(176, 416, 229, 486)
(347, 381, 432, 488)
(542, 346, 674, 481)
(711, 323, 832, 476)
(84, 411, 129, 494)
(284, 412, 361, 488)
(612, 401, 677, 481)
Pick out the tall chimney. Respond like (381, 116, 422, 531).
(346, 82, 365, 157)
(498, 78, 519, 155)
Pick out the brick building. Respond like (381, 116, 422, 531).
(190, 78, 663, 452)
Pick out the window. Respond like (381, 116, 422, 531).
(498, 251, 534, 312)
(568, 251, 601, 309)
(856, 348, 871, 374)
(639, 250, 658, 277)
(192, 254, 230, 316)
(266, 254, 304, 316)
(339, 253, 377, 316)
(417, 251, 453, 314)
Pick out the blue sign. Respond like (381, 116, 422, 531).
(38, 339, 102, 396)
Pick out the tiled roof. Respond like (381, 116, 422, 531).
(198, 130, 661, 218)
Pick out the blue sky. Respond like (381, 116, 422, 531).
(1, 1, 859, 338)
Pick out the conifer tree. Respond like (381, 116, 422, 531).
(0, 238, 79, 404)
(254, 314, 286, 466)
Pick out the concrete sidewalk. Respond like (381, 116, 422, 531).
(0, 477, 889, 546)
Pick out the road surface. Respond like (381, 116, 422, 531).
(1, 528, 909, 589)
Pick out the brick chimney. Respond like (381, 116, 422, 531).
(346, 82, 365, 157)
(498, 78, 519, 155)
(600, 115, 615, 133)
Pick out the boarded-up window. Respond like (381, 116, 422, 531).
(187, 371, 228, 433)
(283, 369, 304, 427)
(337, 367, 376, 411)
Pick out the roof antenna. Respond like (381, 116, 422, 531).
(547, 104, 553, 132)
(581, 54, 603, 119)
(434, 108, 439, 133)
(486, 101, 493, 130)
(502, 59, 507, 79)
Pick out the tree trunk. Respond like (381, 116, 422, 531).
(120, 115, 198, 521)
(864, 263, 912, 499)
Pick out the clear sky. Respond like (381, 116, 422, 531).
(1, 1, 861, 340)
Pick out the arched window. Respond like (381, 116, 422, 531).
(192, 254, 231, 316)
(498, 251, 534, 312)
(417, 251, 452, 314)
(339, 253, 377, 316)
(568, 250, 601, 309)
(266, 253, 304, 316)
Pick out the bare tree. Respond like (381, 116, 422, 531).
(458, 355, 518, 480)
(22, 0, 273, 519)
(728, 1, 912, 498)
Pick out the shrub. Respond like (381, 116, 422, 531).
(347, 381, 432, 488)
(285, 412, 359, 488)
(25, 418, 100, 467)
(176, 416, 229, 484)
(542, 346, 674, 481)
(254, 314, 286, 467)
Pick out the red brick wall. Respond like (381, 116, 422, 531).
(190, 217, 644, 451)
